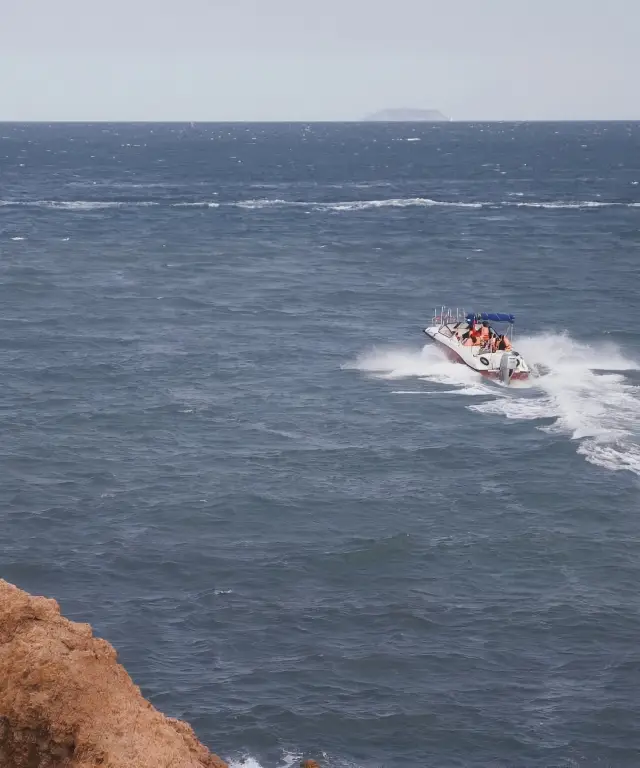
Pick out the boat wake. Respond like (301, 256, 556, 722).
(349, 333, 640, 475)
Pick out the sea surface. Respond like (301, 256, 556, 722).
(1, 121, 640, 768)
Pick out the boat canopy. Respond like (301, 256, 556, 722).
(466, 312, 515, 324)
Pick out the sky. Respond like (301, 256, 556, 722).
(0, 0, 637, 121)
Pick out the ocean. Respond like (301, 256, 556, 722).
(1, 121, 639, 767)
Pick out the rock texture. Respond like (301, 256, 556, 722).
(0, 579, 227, 768)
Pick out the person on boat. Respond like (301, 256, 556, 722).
(497, 334, 512, 351)
(460, 321, 473, 340)
(471, 321, 491, 348)
(461, 322, 480, 346)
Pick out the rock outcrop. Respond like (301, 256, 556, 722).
(364, 108, 450, 122)
(0, 579, 227, 768)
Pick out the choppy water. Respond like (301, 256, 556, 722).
(1, 122, 640, 767)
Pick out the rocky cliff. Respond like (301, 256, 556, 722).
(0, 579, 228, 768)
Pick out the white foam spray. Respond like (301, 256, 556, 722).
(471, 332, 640, 474)
(228, 752, 302, 768)
(349, 333, 640, 475)
(346, 344, 495, 395)
(228, 752, 362, 768)
(229, 759, 266, 768)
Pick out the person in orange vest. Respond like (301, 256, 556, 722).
(478, 321, 491, 345)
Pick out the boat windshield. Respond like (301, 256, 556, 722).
(439, 322, 468, 339)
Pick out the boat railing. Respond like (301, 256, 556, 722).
(430, 307, 517, 343)
(431, 306, 467, 327)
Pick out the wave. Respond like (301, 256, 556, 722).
(233, 198, 308, 209)
(232, 197, 483, 211)
(1, 198, 638, 212)
(0, 200, 158, 210)
(349, 334, 640, 475)
(513, 201, 621, 209)
(229, 756, 298, 768)
(228, 752, 359, 768)
(171, 201, 220, 208)
(319, 198, 483, 211)
(215, 197, 640, 211)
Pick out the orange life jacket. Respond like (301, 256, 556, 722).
(479, 326, 490, 340)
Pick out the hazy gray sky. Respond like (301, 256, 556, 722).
(1, 0, 637, 121)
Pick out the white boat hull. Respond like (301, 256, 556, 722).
(423, 324, 531, 384)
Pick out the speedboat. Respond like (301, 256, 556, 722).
(423, 307, 531, 385)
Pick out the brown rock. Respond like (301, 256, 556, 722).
(300, 761, 320, 768)
(0, 579, 228, 768)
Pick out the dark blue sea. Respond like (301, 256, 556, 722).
(1, 121, 640, 768)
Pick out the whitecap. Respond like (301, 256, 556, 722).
(234, 199, 307, 209)
(0, 200, 158, 210)
(171, 201, 220, 208)
(321, 198, 483, 211)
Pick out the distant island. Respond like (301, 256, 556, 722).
(364, 109, 450, 122)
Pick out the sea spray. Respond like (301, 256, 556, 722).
(349, 333, 640, 474)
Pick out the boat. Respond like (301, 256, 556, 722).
(423, 307, 531, 385)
